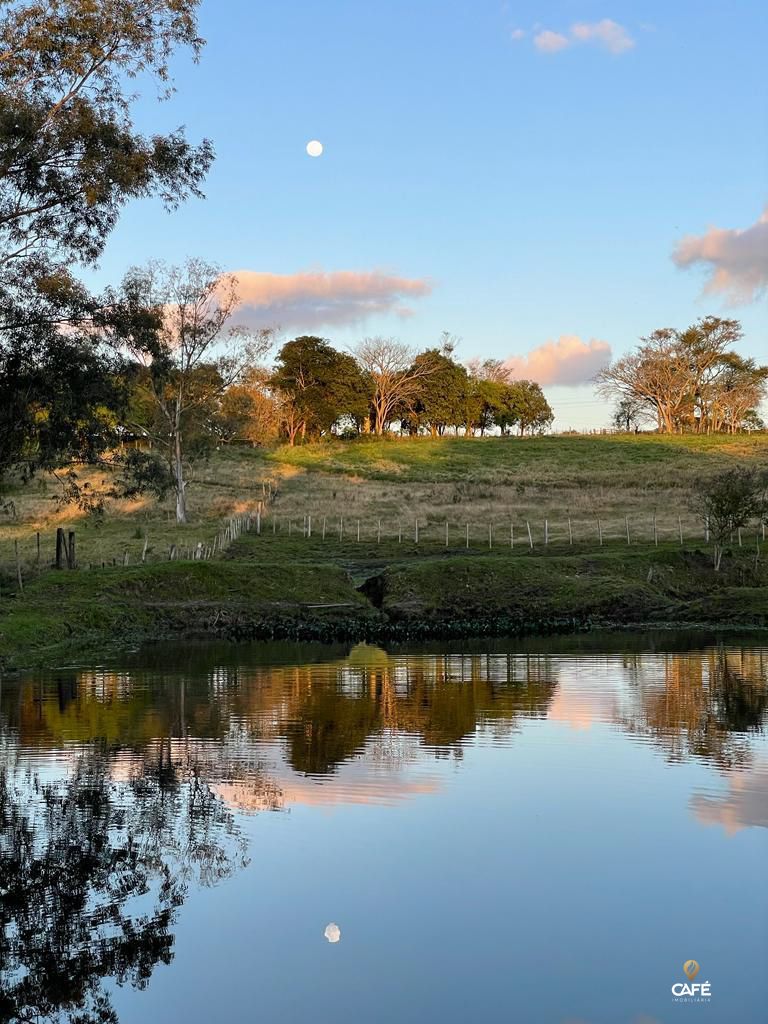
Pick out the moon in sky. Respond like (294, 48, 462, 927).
(324, 922, 341, 943)
(306, 139, 323, 157)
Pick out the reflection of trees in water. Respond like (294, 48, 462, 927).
(280, 653, 558, 774)
(0, 741, 247, 1024)
(619, 649, 768, 768)
(4, 652, 559, 779)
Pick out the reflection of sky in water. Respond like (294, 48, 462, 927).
(1, 640, 766, 1024)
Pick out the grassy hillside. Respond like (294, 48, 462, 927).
(1, 433, 767, 667)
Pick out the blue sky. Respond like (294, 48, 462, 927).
(92, 0, 767, 428)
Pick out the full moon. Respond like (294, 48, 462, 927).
(306, 139, 323, 157)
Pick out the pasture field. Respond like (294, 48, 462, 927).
(1, 433, 767, 667)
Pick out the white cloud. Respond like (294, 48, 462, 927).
(571, 19, 635, 54)
(503, 336, 612, 386)
(510, 27, 526, 41)
(230, 269, 432, 330)
(672, 207, 768, 304)
(527, 19, 634, 55)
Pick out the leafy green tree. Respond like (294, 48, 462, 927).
(504, 380, 554, 435)
(0, 0, 212, 498)
(272, 335, 370, 443)
(406, 348, 469, 436)
(216, 368, 282, 445)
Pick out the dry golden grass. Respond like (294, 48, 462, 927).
(0, 449, 273, 572)
(2, 433, 767, 573)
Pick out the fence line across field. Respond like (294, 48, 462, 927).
(259, 512, 767, 549)
(3, 499, 767, 593)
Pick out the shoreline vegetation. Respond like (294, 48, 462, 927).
(2, 433, 768, 670)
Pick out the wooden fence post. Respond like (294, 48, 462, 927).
(653, 514, 658, 547)
(625, 516, 631, 545)
(55, 527, 65, 569)
(526, 521, 533, 549)
(568, 516, 573, 546)
(14, 540, 23, 592)
(544, 519, 549, 546)
(67, 531, 76, 569)
(597, 518, 603, 547)
(678, 516, 684, 546)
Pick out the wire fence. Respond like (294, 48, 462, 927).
(3, 504, 766, 595)
(253, 510, 767, 552)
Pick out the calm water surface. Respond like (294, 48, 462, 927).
(1, 633, 766, 1024)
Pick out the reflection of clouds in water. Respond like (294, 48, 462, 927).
(691, 760, 768, 834)
(214, 774, 439, 813)
(546, 661, 622, 730)
(324, 923, 341, 943)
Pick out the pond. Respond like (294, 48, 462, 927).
(1, 632, 766, 1023)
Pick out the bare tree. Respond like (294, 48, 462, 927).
(355, 337, 438, 435)
(118, 258, 272, 522)
(466, 357, 514, 385)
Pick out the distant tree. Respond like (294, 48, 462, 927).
(406, 348, 469, 436)
(504, 380, 554, 435)
(709, 356, 768, 434)
(116, 259, 272, 522)
(742, 409, 766, 433)
(466, 357, 513, 385)
(691, 468, 768, 570)
(217, 368, 282, 445)
(612, 396, 646, 432)
(272, 336, 369, 444)
(597, 318, 764, 434)
(355, 337, 438, 435)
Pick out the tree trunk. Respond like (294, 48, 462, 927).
(173, 430, 187, 524)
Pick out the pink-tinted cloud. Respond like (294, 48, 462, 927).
(533, 29, 569, 53)
(571, 19, 635, 54)
(231, 269, 432, 329)
(532, 19, 634, 54)
(672, 207, 768, 304)
(504, 336, 612, 386)
(530, 19, 634, 55)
